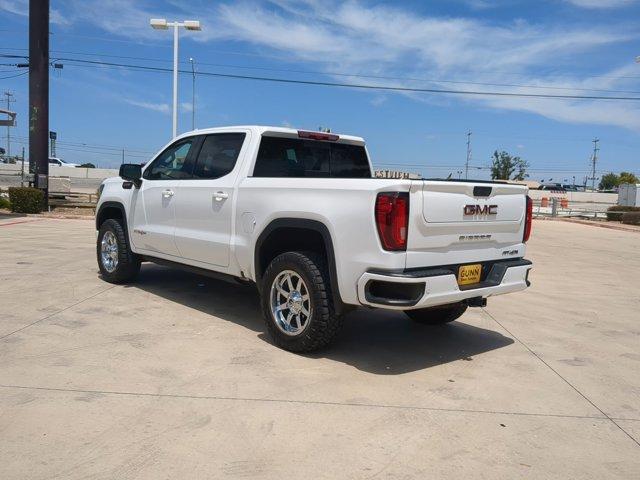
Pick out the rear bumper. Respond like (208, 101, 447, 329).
(357, 258, 532, 310)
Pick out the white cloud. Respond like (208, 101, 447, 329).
(62, 0, 187, 40)
(10, 0, 640, 131)
(564, 0, 638, 9)
(124, 99, 170, 114)
(0, 0, 70, 25)
(50, 9, 72, 26)
(180, 102, 193, 112)
(466, 63, 640, 130)
(201, 0, 640, 131)
(462, 0, 495, 9)
(370, 95, 387, 107)
(0, 0, 26, 16)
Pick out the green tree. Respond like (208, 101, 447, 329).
(599, 172, 638, 190)
(79, 162, 96, 168)
(619, 171, 639, 185)
(599, 172, 619, 190)
(490, 150, 529, 181)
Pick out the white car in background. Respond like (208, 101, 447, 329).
(49, 157, 80, 168)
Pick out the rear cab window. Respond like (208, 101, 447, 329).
(252, 136, 371, 178)
(192, 133, 246, 179)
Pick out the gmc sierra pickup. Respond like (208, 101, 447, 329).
(96, 126, 533, 352)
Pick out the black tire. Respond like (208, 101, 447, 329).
(260, 251, 343, 352)
(404, 302, 468, 325)
(97, 218, 141, 284)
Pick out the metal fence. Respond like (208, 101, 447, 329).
(532, 197, 614, 219)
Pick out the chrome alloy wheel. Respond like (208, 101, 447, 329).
(100, 230, 119, 273)
(270, 270, 312, 336)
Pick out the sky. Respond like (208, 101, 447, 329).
(1, 0, 639, 183)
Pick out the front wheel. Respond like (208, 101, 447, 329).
(261, 251, 343, 352)
(404, 302, 468, 325)
(97, 218, 141, 284)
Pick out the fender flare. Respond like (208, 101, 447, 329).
(96, 201, 130, 242)
(254, 218, 346, 313)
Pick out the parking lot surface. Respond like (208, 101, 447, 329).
(0, 217, 638, 479)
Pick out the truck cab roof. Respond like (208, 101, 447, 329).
(174, 125, 366, 145)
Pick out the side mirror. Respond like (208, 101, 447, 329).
(119, 163, 142, 188)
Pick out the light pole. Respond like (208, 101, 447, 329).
(189, 57, 196, 130)
(150, 18, 201, 138)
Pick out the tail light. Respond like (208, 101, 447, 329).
(523, 195, 533, 242)
(375, 192, 409, 251)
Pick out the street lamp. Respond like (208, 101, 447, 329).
(189, 57, 196, 131)
(150, 18, 201, 138)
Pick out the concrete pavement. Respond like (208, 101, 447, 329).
(0, 218, 638, 479)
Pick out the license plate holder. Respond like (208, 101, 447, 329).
(458, 263, 482, 286)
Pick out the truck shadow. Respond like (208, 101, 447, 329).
(130, 265, 514, 375)
(315, 308, 514, 374)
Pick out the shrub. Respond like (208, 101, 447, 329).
(606, 205, 640, 221)
(622, 212, 640, 226)
(8, 187, 44, 214)
(80, 162, 96, 168)
(0, 195, 10, 210)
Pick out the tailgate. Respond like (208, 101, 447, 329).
(422, 181, 524, 223)
(406, 180, 528, 268)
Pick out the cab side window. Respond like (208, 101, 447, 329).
(192, 133, 246, 179)
(143, 139, 194, 180)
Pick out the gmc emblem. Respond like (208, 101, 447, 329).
(464, 204, 498, 216)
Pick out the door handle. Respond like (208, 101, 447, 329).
(213, 191, 229, 201)
(162, 189, 174, 198)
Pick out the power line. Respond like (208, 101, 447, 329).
(8, 133, 627, 173)
(0, 71, 28, 80)
(11, 134, 155, 154)
(4, 49, 640, 95)
(9, 138, 152, 158)
(8, 137, 634, 175)
(4, 44, 640, 81)
(5, 55, 640, 102)
(374, 161, 634, 174)
(4, 47, 640, 95)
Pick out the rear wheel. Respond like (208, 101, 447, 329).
(97, 218, 140, 284)
(404, 302, 468, 325)
(261, 251, 343, 352)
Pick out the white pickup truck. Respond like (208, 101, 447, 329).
(96, 126, 533, 352)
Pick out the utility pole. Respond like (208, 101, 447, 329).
(189, 57, 196, 130)
(589, 138, 599, 191)
(29, 0, 49, 207)
(465, 130, 472, 179)
(20, 146, 25, 186)
(122, 148, 125, 164)
(4, 91, 15, 157)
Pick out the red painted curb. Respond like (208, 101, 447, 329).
(0, 218, 43, 227)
